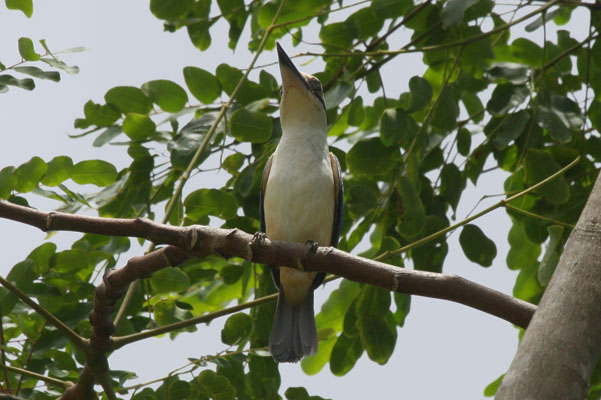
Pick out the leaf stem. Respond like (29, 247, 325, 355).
(505, 204, 575, 228)
(0, 275, 87, 350)
(0, 363, 73, 390)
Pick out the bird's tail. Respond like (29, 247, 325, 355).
(269, 290, 318, 363)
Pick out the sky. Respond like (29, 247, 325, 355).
(2, 1, 586, 398)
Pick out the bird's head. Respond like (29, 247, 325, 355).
(277, 42, 327, 133)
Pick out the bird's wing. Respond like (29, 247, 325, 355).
(311, 152, 343, 290)
(260, 154, 274, 234)
(329, 152, 344, 247)
(260, 154, 282, 290)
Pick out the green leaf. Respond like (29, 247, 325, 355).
(431, 86, 459, 131)
(513, 260, 543, 303)
(215, 63, 268, 104)
(486, 84, 529, 115)
(484, 374, 505, 397)
(150, 268, 190, 293)
(393, 293, 411, 326)
(525, 8, 563, 32)
(407, 76, 432, 112)
(221, 313, 252, 345)
(492, 110, 530, 150)
(141, 80, 188, 112)
(320, 22, 353, 48)
(18, 37, 40, 61)
(346, 7, 383, 40)
(0, 166, 17, 199)
(440, 163, 464, 211)
(397, 177, 426, 239)
(230, 108, 272, 143)
(510, 38, 544, 67)
(0, 74, 34, 90)
(6, 0, 33, 17)
(27, 242, 56, 275)
(167, 380, 191, 399)
(324, 81, 353, 110)
(456, 127, 471, 156)
(223, 153, 245, 174)
(346, 137, 400, 175)
(459, 224, 497, 267)
(347, 185, 377, 218)
(379, 108, 416, 147)
(347, 97, 365, 127)
(149, 0, 194, 19)
(40, 57, 79, 74)
(523, 149, 570, 205)
(185, 188, 238, 220)
(357, 315, 395, 364)
(122, 113, 156, 140)
(183, 66, 221, 104)
(442, 0, 479, 27)
(193, 370, 236, 400)
(217, 0, 247, 49)
(460, 91, 484, 122)
(83, 100, 120, 127)
(487, 63, 529, 84)
(41, 156, 73, 186)
(93, 126, 122, 147)
(285, 386, 331, 400)
(71, 160, 118, 186)
(105, 86, 153, 114)
(506, 220, 540, 270)
(538, 225, 564, 287)
(14, 66, 60, 82)
(52, 249, 89, 272)
(536, 90, 583, 143)
(355, 285, 390, 318)
(15, 156, 47, 193)
(329, 333, 363, 376)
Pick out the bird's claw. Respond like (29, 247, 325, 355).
(305, 240, 319, 255)
(252, 232, 267, 245)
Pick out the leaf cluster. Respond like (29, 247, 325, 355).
(2, 0, 601, 398)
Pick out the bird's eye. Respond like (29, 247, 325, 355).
(279, 88, 283, 97)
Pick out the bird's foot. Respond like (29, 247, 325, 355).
(246, 232, 267, 261)
(252, 232, 268, 245)
(305, 240, 319, 255)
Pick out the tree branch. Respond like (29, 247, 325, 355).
(496, 172, 601, 397)
(0, 200, 535, 329)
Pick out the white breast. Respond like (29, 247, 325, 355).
(263, 136, 335, 246)
(263, 133, 335, 306)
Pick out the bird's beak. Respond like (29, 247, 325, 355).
(277, 42, 311, 96)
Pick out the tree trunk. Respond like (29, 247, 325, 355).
(496, 171, 601, 399)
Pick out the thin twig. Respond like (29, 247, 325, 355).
(378, 156, 581, 260)
(0, 364, 73, 390)
(505, 204, 575, 228)
(0, 275, 87, 350)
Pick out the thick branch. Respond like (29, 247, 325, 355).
(0, 200, 535, 328)
(496, 171, 601, 398)
(58, 246, 189, 400)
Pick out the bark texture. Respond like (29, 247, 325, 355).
(496, 171, 601, 399)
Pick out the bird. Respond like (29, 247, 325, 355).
(259, 43, 344, 363)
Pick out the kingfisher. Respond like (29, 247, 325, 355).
(259, 43, 344, 363)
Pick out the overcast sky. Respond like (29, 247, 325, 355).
(3, 1, 587, 398)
